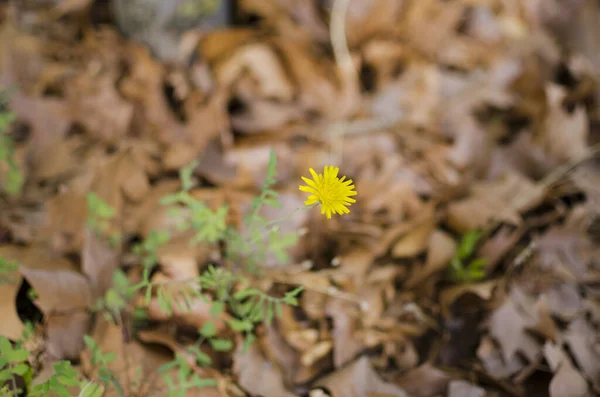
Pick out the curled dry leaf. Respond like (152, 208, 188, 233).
(446, 171, 543, 233)
(535, 207, 599, 281)
(447, 380, 486, 397)
(391, 210, 435, 258)
(394, 363, 450, 397)
(68, 75, 134, 142)
(536, 84, 589, 165)
(300, 340, 333, 367)
(216, 43, 294, 100)
(82, 228, 120, 299)
(163, 92, 229, 170)
(233, 344, 296, 397)
(315, 356, 409, 397)
(477, 335, 526, 379)
(543, 283, 583, 321)
(44, 191, 88, 253)
(563, 317, 600, 389)
(405, 229, 456, 287)
(46, 311, 91, 361)
(488, 290, 540, 363)
(19, 266, 92, 313)
(543, 342, 590, 397)
(1, 244, 94, 359)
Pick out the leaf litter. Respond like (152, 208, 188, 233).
(0, 0, 600, 396)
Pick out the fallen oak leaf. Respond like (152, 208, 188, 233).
(315, 356, 409, 397)
(233, 343, 296, 397)
(394, 363, 451, 397)
(405, 229, 457, 287)
(543, 342, 590, 397)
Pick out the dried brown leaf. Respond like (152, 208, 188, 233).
(325, 300, 363, 368)
(394, 363, 450, 397)
(316, 356, 409, 397)
(68, 75, 133, 142)
(477, 335, 526, 379)
(447, 380, 486, 397)
(233, 344, 296, 397)
(82, 228, 120, 299)
(392, 213, 435, 258)
(447, 172, 542, 233)
(46, 311, 91, 360)
(564, 317, 600, 389)
(405, 229, 456, 287)
(488, 290, 540, 363)
(543, 342, 590, 397)
(0, 273, 25, 340)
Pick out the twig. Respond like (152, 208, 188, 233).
(115, 313, 133, 396)
(273, 276, 367, 309)
(10, 365, 18, 397)
(328, 0, 354, 165)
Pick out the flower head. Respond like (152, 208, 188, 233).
(299, 166, 357, 219)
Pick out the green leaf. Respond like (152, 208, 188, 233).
(283, 286, 303, 305)
(457, 230, 482, 260)
(179, 160, 199, 191)
(199, 322, 216, 338)
(265, 149, 277, 186)
(265, 302, 274, 325)
(190, 376, 218, 388)
(209, 338, 233, 352)
(79, 381, 105, 397)
(11, 362, 29, 376)
(54, 361, 79, 386)
(263, 197, 282, 209)
(233, 288, 259, 300)
(210, 301, 224, 318)
(242, 333, 255, 353)
(9, 347, 29, 363)
(450, 256, 464, 273)
(227, 318, 253, 332)
(87, 192, 115, 219)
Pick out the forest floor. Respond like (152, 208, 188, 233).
(0, 1, 600, 397)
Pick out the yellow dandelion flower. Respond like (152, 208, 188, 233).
(299, 166, 357, 219)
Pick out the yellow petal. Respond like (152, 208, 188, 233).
(299, 185, 316, 193)
(301, 176, 317, 188)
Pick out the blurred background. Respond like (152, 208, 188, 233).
(1, 1, 600, 397)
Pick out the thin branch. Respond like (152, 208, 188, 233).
(328, 0, 354, 165)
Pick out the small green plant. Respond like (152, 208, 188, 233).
(158, 353, 216, 397)
(17, 149, 305, 396)
(0, 257, 19, 285)
(0, 331, 103, 397)
(448, 230, 487, 283)
(224, 150, 299, 271)
(0, 95, 24, 196)
(83, 336, 123, 396)
(0, 335, 31, 396)
(87, 192, 121, 246)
